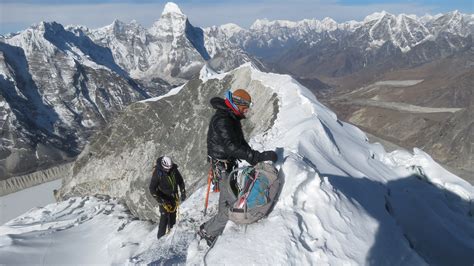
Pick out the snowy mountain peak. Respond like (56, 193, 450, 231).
(35, 21, 64, 33)
(95, 19, 145, 37)
(162, 2, 184, 16)
(7, 21, 68, 52)
(321, 17, 338, 30)
(112, 19, 125, 26)
(149, 2, 188, 36)
(440, 10, 463, 23)
(364, 10, 391, 22)
(450, 10, 461, 16)
(220, 23, 244, 35)
(250, 19, 271, 30)
(110, 19, 126, 31)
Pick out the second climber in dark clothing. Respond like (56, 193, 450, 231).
(198, 89, 278, 246)
(149, 156, 186, 239)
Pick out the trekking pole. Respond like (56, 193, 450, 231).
(204, 167, 212, 216)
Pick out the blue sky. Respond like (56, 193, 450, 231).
(1, 0, 472, 34)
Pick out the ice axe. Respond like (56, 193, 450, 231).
(203, 167, 213, 216)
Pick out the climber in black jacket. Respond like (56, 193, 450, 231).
(149, 156, 186, 239)
(198, 89, 278, 246)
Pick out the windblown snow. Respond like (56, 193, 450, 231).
(0, 64, 473, 265)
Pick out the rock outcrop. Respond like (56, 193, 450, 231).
(57, 65, 279, 221)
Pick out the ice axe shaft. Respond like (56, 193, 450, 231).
(204, 167, 212, 216)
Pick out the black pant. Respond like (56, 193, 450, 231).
(157, 205, 177, 239)
(202, 159, 237, 237)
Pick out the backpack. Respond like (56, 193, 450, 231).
(227, 162, 282, 224)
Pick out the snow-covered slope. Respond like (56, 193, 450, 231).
(1, 64, 472, 264)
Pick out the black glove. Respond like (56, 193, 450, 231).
(258, 150, 278, 163)
(180, 190, 186, 202)
(249, 151, 260, 165)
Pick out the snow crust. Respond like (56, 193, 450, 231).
(1, 64, 472, 265)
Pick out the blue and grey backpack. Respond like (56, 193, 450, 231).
(227, 162, 281, 224)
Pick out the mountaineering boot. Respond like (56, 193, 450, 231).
(197, 224, 217, 247)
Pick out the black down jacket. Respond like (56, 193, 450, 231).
(149, 158, 185, 203)
(207, 97, 258, 164)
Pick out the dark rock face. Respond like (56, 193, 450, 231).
(186, 20, 211, 61)
(57, 66, 279, 221)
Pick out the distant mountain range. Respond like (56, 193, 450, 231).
(212, 10, 472, 77)
(0, 2, 472, 181)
